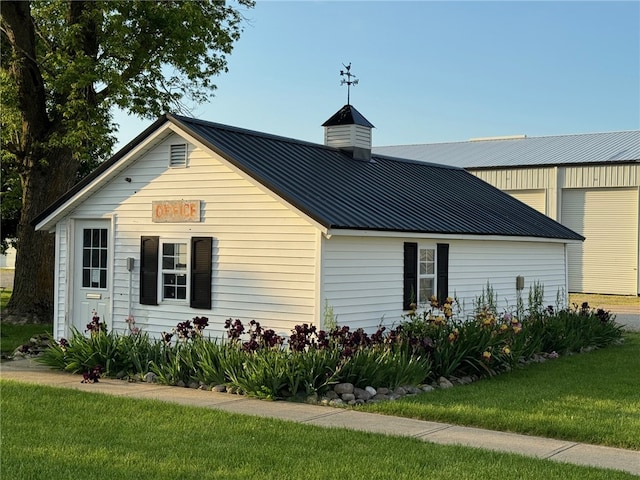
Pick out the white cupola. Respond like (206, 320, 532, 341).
(322, 104, 374, 161)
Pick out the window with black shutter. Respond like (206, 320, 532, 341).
(140, 236, 159, 305)
(140, 235, 213, 309)
(403, 241, 449, 309)
(436, 243, 449, 305)
(403, 242, 418, 310)
(190, 237, 212, 309)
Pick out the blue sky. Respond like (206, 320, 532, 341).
(112, 1, 640, 150)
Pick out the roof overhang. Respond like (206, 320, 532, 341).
(324, 228, 583, 244)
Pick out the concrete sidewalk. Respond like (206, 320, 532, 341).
(1, 358, 638, 476)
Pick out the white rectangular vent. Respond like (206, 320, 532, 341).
(169, 144, 187, 168)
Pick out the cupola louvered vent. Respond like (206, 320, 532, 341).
(169, 144, 187, 168)
(322, 105, 374, 161)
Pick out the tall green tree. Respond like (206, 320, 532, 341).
(0, 0, 253, 321)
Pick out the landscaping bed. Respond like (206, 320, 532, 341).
(37, 285, 624, 404)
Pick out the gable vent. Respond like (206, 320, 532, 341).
(169, 144, 187, 167)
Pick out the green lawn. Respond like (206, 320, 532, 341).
(1, 289, 54, 356)
(0, 322, 53, 356)
(0, 288, 10, 310)
(362, 332, 640, 450)
(1, 381, 634, 480)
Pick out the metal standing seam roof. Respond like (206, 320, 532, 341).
(170, 115, 582, 241)
(373, 131, 640, 169)
(33, 113, 584, 241)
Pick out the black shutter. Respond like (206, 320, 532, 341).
(140, 236, 159, 305)
(403, 242, 418, 310)
(436, 243, 449, 305)
(190, 237, 213, 309)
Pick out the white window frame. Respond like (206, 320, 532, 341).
(169, 143, 188, 168)
(81, 227, 109, 290)
(418, 245, 437, 305)
(160, 239, 190, 303)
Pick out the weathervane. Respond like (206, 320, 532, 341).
(340, 62, 358, 105)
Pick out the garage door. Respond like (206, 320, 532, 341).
(505, 190, 547, 215)
(562, 188, 638, 295)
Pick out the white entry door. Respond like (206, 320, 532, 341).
(73, 221, 111, 334)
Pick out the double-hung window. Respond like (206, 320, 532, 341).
(418, 247, 436, 304)
(403, 242, 449, 310)
(162, 242, 188, 301)
(140, 236, 213, 309)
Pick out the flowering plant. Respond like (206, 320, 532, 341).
(85, 310, 106, 336)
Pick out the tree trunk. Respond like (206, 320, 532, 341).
(5, 153, 78, 323)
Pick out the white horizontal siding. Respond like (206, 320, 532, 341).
(61, 133, 319, 340)
(321, 236, 403, 331)
(321, 236, 568, 333)
(448, 240, 567, 316)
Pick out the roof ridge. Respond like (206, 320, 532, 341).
(169, 114, 332, 150)
(376, 129, 640, 148)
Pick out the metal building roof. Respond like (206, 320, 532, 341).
(373, 131, 640, 169)
(34, 114, 584, 241)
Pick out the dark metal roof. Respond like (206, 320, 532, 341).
(322, 104, 375, 128)
(34, 113, 583, 241)
(172, 115, 581, 240)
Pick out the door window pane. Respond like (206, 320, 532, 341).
(82, 228, 108, 288)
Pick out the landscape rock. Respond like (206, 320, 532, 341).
(354, 387, 372, 401)
(372, 393, 389, 401)
(365, 386, 377, 397)
(421, 385, 435, 393)
(341, 393, 356, 402)
(334, 383, 354, 395)
(438, 377, 454, 389)
(143, 372, 158, 383)
(324, 390, 339, 400)
(376, 387, 390, 395)
(212, 384, 227, 393)
(404, 385, 422, 395)
(393, 386, 407, 396)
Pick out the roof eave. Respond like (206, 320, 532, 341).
(325, 227, 584, 243)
